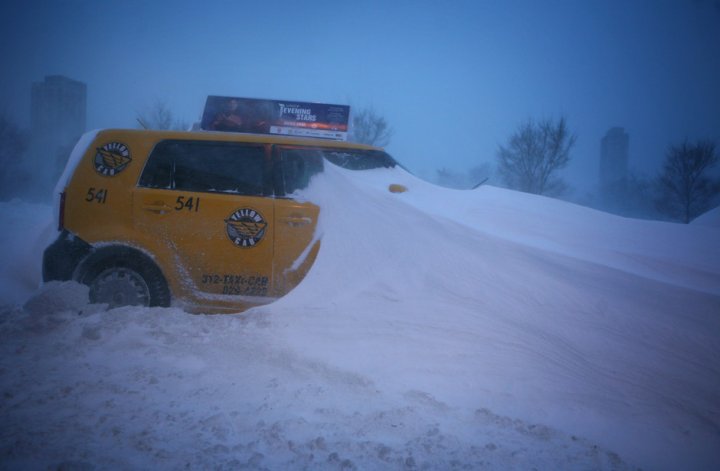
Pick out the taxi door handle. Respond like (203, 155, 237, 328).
(143, 202, 172, 215)
(281, 216, 312, 227)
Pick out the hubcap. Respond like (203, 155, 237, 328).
(90, 267, 151, 307)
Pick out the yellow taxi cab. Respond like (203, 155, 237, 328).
(42, 97, 398, 312)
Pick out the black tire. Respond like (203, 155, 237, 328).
(76, 246, 171, 308)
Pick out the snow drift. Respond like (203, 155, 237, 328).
(1, 165, 719, 470)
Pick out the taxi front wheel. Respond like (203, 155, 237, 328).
(76, 247, 171, 308)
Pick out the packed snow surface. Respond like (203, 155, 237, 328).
(1, 164, 719, 470)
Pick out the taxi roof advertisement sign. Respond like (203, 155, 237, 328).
(201, 96, 350, 141)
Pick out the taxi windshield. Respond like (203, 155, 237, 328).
(322, 149, 397, 170)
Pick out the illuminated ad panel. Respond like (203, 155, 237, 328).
(201, 96, 350, 141)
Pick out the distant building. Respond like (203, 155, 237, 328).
(599, 127, 629, 189)
(29, 75, 87, 194)
(597, 127, 631, 213)
(32, 75, 86, 145)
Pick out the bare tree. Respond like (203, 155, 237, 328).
(655, 139, 719, 223)
(496, 117, 576, 195)
(137, 100, 187, 130)
(350, 107, 393, 147)
(0, 114, 29, 200)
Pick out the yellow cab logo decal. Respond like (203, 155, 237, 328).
(94, 142, 132, 176)
(225, 208, 267, 248)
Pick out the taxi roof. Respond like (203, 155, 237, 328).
(96, 128, 384, 151)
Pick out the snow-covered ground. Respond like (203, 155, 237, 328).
(1, 165, 719, 470)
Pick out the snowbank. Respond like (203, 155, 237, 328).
(1, 166, 718, 470)
(0, 200, 55, 306)
(693, 206, 720, 227)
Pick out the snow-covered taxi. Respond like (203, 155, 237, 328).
(42, 97, 397, 312)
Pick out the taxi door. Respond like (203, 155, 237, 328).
(133, 140, 276, 301)
(271, 146, 323, 296)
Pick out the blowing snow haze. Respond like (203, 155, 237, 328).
(1, 1, 720, 470)
(1, 0, 720, 204)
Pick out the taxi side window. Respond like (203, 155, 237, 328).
(139, 140, 269, 196)
(277, 147, 324, 195)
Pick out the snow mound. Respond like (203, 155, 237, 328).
(1, 166, 719, 470)
(692, 205, 720, 227)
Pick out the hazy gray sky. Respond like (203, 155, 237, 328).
(2, 0, 719, 191)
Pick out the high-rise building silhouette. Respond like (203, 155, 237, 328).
(599, 127, 629, 189)
(597, 127, 631, 214)
(29, 75, 87, 192)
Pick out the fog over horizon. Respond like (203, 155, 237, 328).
(1, 4, 720, 469)
(1, 0, 719, 202)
